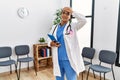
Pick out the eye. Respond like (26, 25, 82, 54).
(66, 12, 70, 16)
(62, 11, 70, 16)
(62, 11, 65, 14)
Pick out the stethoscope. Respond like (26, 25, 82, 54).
(52, 23, 72, 35)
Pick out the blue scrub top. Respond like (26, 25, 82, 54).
(57, 24, 68, 60)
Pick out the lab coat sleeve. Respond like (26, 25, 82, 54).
(72, 12, 87, 30)
(47, 36, 51, 47)
(47, 25, 56, 47)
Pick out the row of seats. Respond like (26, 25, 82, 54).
(81, 47, 117, 80)
(0, 45, 37, 80)
(0, 46, 117, 80)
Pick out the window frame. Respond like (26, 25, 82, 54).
(70, 0, 95, 48)
(116, 2, 120, 67)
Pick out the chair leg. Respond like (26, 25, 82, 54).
(15, 64, 19, 80)
(100, 72, 101, 80)
(16, 61, 18, 71)
(10, 65, 12, 74)
(28, 62, 29, 71)
(112, 69, 115, 80)
(18, 62, 21, 80)
(104, 73, 105, 80)
(33, 61, 37, 76)
(15, 64, 17, 73)
(93, 70, 96, 78)
(86, 67, 90, 80)
(17, 61, 18, 67)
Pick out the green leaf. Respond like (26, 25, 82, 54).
(53, 8, 62, 25)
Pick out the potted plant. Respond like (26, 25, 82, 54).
(39, 37, 45, 44)
(53, 9, 62, 25)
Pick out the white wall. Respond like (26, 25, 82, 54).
(60, 0, 70, 8)
(0, 0, 120, 80)
(93, 0, 120, 80)
(0, 0, 61, 73)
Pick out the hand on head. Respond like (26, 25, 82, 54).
(62, 7, 73, 14)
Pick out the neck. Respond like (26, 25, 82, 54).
(60, 21, 68, 26)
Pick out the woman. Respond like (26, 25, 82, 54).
(48, 7, 86, 80)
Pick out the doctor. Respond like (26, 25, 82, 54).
(48, 7, 86, 80)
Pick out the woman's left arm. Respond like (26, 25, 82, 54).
(72, 12, 87, 30)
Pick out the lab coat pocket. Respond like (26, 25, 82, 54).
(64, 33, 75, 50)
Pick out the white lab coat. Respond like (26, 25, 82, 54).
(47, 12, 87, 77)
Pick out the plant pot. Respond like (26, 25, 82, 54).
(40, 42, 45, 44)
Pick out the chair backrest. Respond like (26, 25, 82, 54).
(99, 50, 117, 64)
(0, 47, 12, 58)
(15, 45, 29, 56)
(82, 47, 95, 59)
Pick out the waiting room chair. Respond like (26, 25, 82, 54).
(0, 47, 18, 79)
(86, 50, 117, 80)
(82, 47, 95, 66)
(81, 47, 95, 80)
(15, 45, 37, 80)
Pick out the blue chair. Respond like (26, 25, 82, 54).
(0, 47, 18, 78)
(15, 45, 37, 80)
(86, 50, 117, 80)
(82, 47, 95, 65)
(81, 47, 95, 80)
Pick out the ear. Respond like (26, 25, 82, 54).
(69, 15, 72, 21)
(71, 15, 73, 19)
(69, 16, 72, 22)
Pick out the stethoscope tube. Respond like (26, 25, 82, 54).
(52, 23, 72, 35)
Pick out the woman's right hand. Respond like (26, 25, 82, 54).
(50, 41, 60, 47)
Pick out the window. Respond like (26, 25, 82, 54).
(116, 2, 120, 67)
(71, 0, 95, 52)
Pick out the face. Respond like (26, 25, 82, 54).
(61, 10, 71, 23)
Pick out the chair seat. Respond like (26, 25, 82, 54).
(0, 60, 16, 66)
(84, 61, 92, 65)
(17, 57, 33, 62)
(90, 64, 111, 73)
